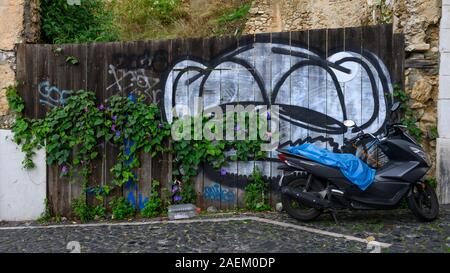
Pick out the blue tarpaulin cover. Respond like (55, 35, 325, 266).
(287, 143, 376, 191)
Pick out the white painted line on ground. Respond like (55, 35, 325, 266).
(0, 216, 391, 248)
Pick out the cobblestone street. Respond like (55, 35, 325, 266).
(0, 205, 449, 253)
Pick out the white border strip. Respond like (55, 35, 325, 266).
(0, 216, 391, 248)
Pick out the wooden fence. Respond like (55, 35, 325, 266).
(16, 24, 404, 216)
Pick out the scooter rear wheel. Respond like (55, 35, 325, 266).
(407, 182, 439, 222)
(281, 177, 323, 221)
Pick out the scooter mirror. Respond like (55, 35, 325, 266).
(391, 101, 401, 112)
(343, 120, 356, 128)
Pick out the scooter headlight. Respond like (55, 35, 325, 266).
(409, 146, 431, 166)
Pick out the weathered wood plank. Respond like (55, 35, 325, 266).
(327, 27, 345, 150)
(307, 28, 327, 148)
(343, 26, 363, 142)
(269, 30, 290, 208)
(392, 33, 405, 89)
(236, 33, 255, 209)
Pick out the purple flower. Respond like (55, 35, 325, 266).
(171, 185, 179, 193)
(173, 195, 182, 202)
(266, 111, 271, 119)
(111, 124, 116, 132)
(80, 160, 85, 165)
(220, 167, 227, 176)
(84, 107, 89, 113)
(234, 124, 240, 131)
(115, 131, 121, 137)
(112, 115, 117, 121)
(158, 123, 164, 129)
(61, 165, 68, 174)
(97, 104, 105, 111)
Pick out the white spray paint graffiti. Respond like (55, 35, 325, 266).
(107, 64, 161, 104)
(163, 42, 393, 178)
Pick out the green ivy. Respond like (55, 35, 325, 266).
(172, 114, 267, 184)
(393, 86, 424, 141)
(245, 168, 271, 212)
(45, 91, 105, 186)
(6, 85, 45, 169)
(8, 85, 271, 210)
(109, 197, 135, 220)
(141, 180, 162, 218)
(171, 113, 267, 204)
(106, 95, 171, 186)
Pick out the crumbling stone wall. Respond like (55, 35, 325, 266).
(0, 0, 40, 129)
(244, 0, 441, 178)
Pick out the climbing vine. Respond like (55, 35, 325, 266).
(171, 113, 268, 203)
(7, 85, 269, 215)
(393, 86, 424, 141)
(105, 95, 171, 186)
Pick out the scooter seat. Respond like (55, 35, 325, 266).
(277, 148, 314, 161)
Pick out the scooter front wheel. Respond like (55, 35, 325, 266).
(281, 177, 323, 221)
(407, 182, 439, 222)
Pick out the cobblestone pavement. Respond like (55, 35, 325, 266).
(0, 205, 448, 253)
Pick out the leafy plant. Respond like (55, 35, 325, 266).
(6, 85, 45, 169)
(426, 177, 437, 189)
(172, 114, 266, 184)
(72, 197, 105, 222)
(41, 0, 118, 44)
(8, 85, 272, 213)
(245, 168, 271, 212)
(141, 180, 162, 218)
(44, 91, 105, 185)
(109, 197, 135, 220)
(393, 86, 424, 141)
(106, 95, 171, 186)
(65, 56, 79, 65)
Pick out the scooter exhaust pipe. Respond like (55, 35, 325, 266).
(281, 186, 330, 209)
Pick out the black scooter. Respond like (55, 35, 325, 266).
(277, 102, 439, 222)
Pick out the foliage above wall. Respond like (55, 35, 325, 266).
(40, 0, 252, 43)
(113, 0, 252, 40)
(41, 0, 118, 44)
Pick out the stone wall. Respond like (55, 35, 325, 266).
(244, 0, 442, 180)
(0, 0, 40, 129)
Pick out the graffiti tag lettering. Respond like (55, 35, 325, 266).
(107, 64, 161, 104)
(38, 81, 72, 108)
(203, 183, 236, 203)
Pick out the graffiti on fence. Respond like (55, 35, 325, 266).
(38, 81, 72, 108)
(163, 42, 393, 179)
(106, 64, 161, 104)
(203, 183, 236, 203)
